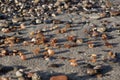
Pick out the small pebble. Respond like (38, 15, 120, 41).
(97, 27, 106, 33)
(0, 77, 9, 80)
(50, 75, 68, 80)
(87, 68, 97, 76)
(36, 19, 42, 24)
(16, 69, 24, 77)
(89, 14, 101, 19)
(18, 77, 25, 80)
(32, 73, 41, 80)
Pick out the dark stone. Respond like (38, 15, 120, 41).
(0, 14, 7, 19)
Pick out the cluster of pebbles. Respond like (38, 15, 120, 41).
(0, 0, 120, 80)
(0, 0, 120, 24)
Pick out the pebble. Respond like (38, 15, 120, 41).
(47, 49, 55, 56)
(35, 19, 42, 24)
(12, 17, 24, 23)
(18, 77, 25, 80)
(76, 38, 83, 44)
(51, 13, 56, 17)
(87, 68, 97, 76)
(110, 10, 120, 16)
(0, 22, 8, 27)
(1, 28, 9, 33)
(0, 77, 9, 80)
(97, 26, 106, 33)
(31, 38, 37, 42)
(16, 69, 24, 77)
(93, 65, 102, 70)
(32, 73, 41, 80)
(50, 75, 68, 80)
(86, 64, 103, 76)
(33, 0, 40, 4)
(89, 13, 101, 19)
(45, 57, 50, 61)
(0, 0, 118, 27)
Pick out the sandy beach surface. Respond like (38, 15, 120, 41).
(0, 0, 120, 80)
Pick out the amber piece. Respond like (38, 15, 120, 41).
(87, 68, 97, 76)
(104, 41, 113, 48)
(67, 36, 75, 42)
(36, 33, 44, 39)
(35, 37, 46, 45)
(47, 49, 55, 56)
(87, 41, 94, 48)
(60, 28, 67, 33)
(92, 31, 99, 37)
(20, 54, 26, 60)
(12, 49, 18, 56)
(1, 28, 10, 33)
(111, 54, 116, 59)
(65, 23, 71, 28)
(33, 47, 40, 55)
(4, 36, 16, 44)
(50, 43, 57, 47)
(76, 38, 83, 44)
(99, 12, 106, 18)
(29, 31, 35, 36)
(51, 38, 57, 43)
(50, 75, 68, 80)
(70, 62, 78, 67)
(0, 77, 10, 80)
(27, 72, 34, 78)
(90, 54, 97, 63)
(83, 29, 88, 33)
(1, 49, 8, 56)
(20, 23, 26, 29)
(90, 58, 97, 63)
(18, 51, 23, 56)
(91, 54, 97, 59)
(102, 33, 107, 40)
(69, 59, 78, 67)
(108, 51, 113, 56)
(64, 43, 71, 48)
(108, 51, 116, 59)
(43, 52, 49, 56)
(110, 10, 120, 16)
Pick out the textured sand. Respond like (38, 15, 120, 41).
(0, 0, 120, 80)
